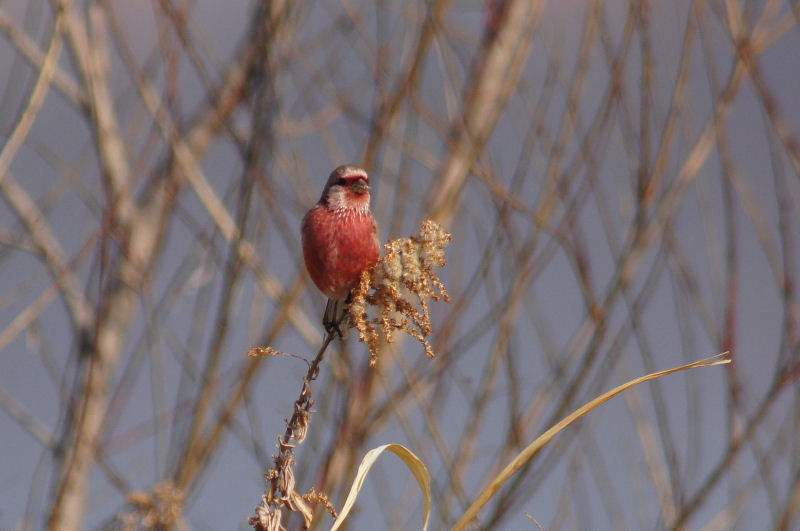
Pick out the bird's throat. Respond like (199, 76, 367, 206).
(326, 186, 370, 214)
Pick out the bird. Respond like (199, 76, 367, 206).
(301, 165, 380, 336)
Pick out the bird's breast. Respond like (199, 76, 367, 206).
(302, 205, 379, 299)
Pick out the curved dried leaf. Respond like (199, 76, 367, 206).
(453, 352, 731, 530)
(331, 443, 431, 531)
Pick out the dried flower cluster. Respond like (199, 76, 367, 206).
(349, 219, 451, 366)
(119, 481, 186, 530)
(250, 344, 337, 530)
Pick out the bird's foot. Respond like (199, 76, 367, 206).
(323, 320, 345, 339)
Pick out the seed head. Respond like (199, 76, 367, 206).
(349, 219, 452, 366)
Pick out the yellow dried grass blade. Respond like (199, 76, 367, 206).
(331, 443, 431, 531)
(453, 352, 731, 530)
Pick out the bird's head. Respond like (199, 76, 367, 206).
(321, 164, 371, 213)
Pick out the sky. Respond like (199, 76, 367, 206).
(1, 0, 799, 529)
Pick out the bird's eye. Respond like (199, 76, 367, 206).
(336, 178, 348, 186)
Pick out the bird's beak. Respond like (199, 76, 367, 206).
(350, 177, 369, 195)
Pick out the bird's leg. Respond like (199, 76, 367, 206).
(323, 297, 348, 338)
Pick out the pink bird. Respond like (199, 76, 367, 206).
(302, 165, 380, 335)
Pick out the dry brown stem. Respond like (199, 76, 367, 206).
(249, 333, 338, 531)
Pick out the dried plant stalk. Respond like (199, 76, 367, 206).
(250, 219, 450, 529)
(249, 334, 338, 531)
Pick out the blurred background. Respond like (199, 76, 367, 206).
(0, 0, 798, 529)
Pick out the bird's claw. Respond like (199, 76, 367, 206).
(324, 320, 344, 339)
